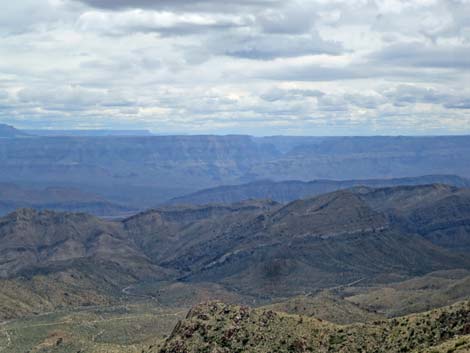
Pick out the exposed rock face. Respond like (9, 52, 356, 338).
(0, 135, 279, 206)
(155, 300, 470, 353)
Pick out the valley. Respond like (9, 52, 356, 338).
(1, 270, 469, 353)
(0, 181, 469, 352)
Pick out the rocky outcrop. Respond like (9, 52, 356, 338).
(155, 300, 470, 353)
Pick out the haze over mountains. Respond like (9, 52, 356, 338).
(1, 124, 470, 212)
(25, 129, 154, 137)
(169, 175, 470, 205)
(0, 124, 29, 138)
(0, 183, 135, 217)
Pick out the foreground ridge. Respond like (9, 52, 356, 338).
(155, 300, 470, 353)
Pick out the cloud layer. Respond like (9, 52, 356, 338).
(0, 0, 469, 135)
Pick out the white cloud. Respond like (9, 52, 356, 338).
(0, 0, 468, 135)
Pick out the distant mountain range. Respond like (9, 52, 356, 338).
(0, 123, 29, 137)
(169, 174, 470, 205)
(0, 124, 470, 206)
(0, 183, 136, 217)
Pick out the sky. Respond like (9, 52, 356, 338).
(0, 0, 469, 135)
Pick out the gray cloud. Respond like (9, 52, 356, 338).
(17, 86, 135, 112)
(222, 32, 343, 60)
(256, 3, 315, 34)
(74, 0, 281, 12)
(344, 93, 386, 109)
(259, 64, 369, 82)
(383, 85, 470, 110)
(383, 85, 448, 106)
(317, 95, 349, 112)
(443, 97, 470, 110)
(371, 43, 470, 69)
(261, 88, 324, 102)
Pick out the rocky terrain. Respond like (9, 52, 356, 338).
(154, 300, 470, 353)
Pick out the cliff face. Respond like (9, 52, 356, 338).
(0, 135, 278, 206)
(1, 135, 470, 207)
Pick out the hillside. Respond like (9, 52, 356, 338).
(358, 184, 470, 252)
(0, 269, 116, 320)
(169, 175, 470, 205)
(155, 300, 470, 353)
(261, 290, 384, 324)
(162, 187, 470, 296)
(259, 269, 470, 322)
(0, 184, 469, 320)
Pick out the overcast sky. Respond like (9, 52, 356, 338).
(0, 0, 469, 135)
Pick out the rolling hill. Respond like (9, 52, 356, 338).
(169, 174, 470, 205)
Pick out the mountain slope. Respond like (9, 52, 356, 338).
(347, 269, 470, 318)
(262, 290, 384, 324)
(169, 174, 470, 205)
(164, 189, 469, 296)
(357, 184, 470, 252)
(0, 184, 469, 314)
